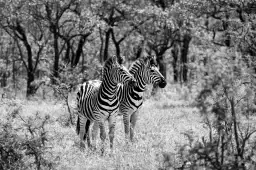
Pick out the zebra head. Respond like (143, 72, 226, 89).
(105, 55, 135, 85)
(143, 55, 167, 88)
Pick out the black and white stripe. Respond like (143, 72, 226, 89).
(76, 56, 135, 153)
(91, 55, 166, 142)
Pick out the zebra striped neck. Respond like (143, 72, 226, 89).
(132, 73, 147, 92)
(99, 74, 119, 98)
(128, 73, 146, 92)
(128, 59, 147, 92)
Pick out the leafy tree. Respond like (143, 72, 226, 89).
(0, 0, 50, 97)
(178, 49, 256, 169)
(88, 0, 148, 63)
(33, 0, 89, 82)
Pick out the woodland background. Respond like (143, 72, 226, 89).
(1, 0, 256, 169)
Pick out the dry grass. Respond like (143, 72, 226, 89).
(0, 84, 207, 169)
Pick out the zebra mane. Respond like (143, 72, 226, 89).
(129, 56, 157, 75)
(129, 58, 145, 74)
(103, 56, 114, 68)
(100, 56, 120, 79)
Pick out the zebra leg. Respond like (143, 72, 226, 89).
(76, 116, 87, 149)
(91, 122, 99, 148)
(130, 111, 138, 142)
(85, 120, 92, 148)
(123, 112, 130, 142)
(108, 116, 116, 149)
(99, 121, 106, 155)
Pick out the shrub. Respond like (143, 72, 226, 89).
(0, 101, 54, 170)
(166, 49, 256, 169)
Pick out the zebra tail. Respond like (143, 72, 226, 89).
(76, 116, 80, 135)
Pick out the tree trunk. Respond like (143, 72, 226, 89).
(110, 28, 122, 62)
(72, 34, 90, 67)
(114, 41, 121, 58)
(27, 71, 36, 97)
(223, 14, 231, 47)
(13, 22, 37, 97)
(181, 33, 191, 83)
(24, 40, 36, 97)
(172, 43, 179, 82)
(81, 51, 85, 73)
(1, 72, 8, 87)
(12, 59, 16, 95)
(136, 47, 142, 59)
(157, 55, 167, 78)
(52, 27, 59, 84)
(64, 40, 71, 64)
(1, 46, 10, 87)
(103, 29, 111, 62)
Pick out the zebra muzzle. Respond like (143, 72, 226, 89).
(158, 78, 167, 88)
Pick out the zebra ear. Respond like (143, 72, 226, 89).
(112, 55, 118, 65)
(150, 55, 157, 66)
(143, 55, 151, 66)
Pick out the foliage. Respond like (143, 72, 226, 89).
(0, 0, 256, 169)
(171, 49, 256, 169)
(0, 100, 54, 170)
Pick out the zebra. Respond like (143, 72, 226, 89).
(76, 55, 135, 153)
(91, 55, 166, 144)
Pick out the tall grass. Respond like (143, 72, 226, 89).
(0, 84, 206, 169)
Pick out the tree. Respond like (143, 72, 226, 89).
(38, 0, 80, 82)
(39, 0, 95, 69)
(0, 0, 49, 97)
(0, 30, 12, 88)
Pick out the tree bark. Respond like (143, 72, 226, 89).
(1, 72, 8, 87)
(72, 34, 90, 67)
(52, 27, 59, 84)
(156, 55, 167, 78)
(110, 28, 122, 61)
(181, 33, 191, 83)
(12, 59, 16, 93)
(24, 39, 36, 97)
(102, 29, 111, 62)
(64, 40, 71, 64)
(172, 43, 179, 82)
(1, 46, 10, 87)
(99, 28, 104, 63)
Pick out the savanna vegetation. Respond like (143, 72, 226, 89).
(1, 0, 256, 169)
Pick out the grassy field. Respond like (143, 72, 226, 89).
(1, 84, 207, 169)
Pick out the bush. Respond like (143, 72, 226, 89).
(0, 101, 54, 170)
(168, 49, 256, 169)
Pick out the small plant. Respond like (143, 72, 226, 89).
(0, 103, 54, 170)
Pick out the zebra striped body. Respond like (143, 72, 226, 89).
(76, 56, 135, 152)
(91, 56, 166, 142)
